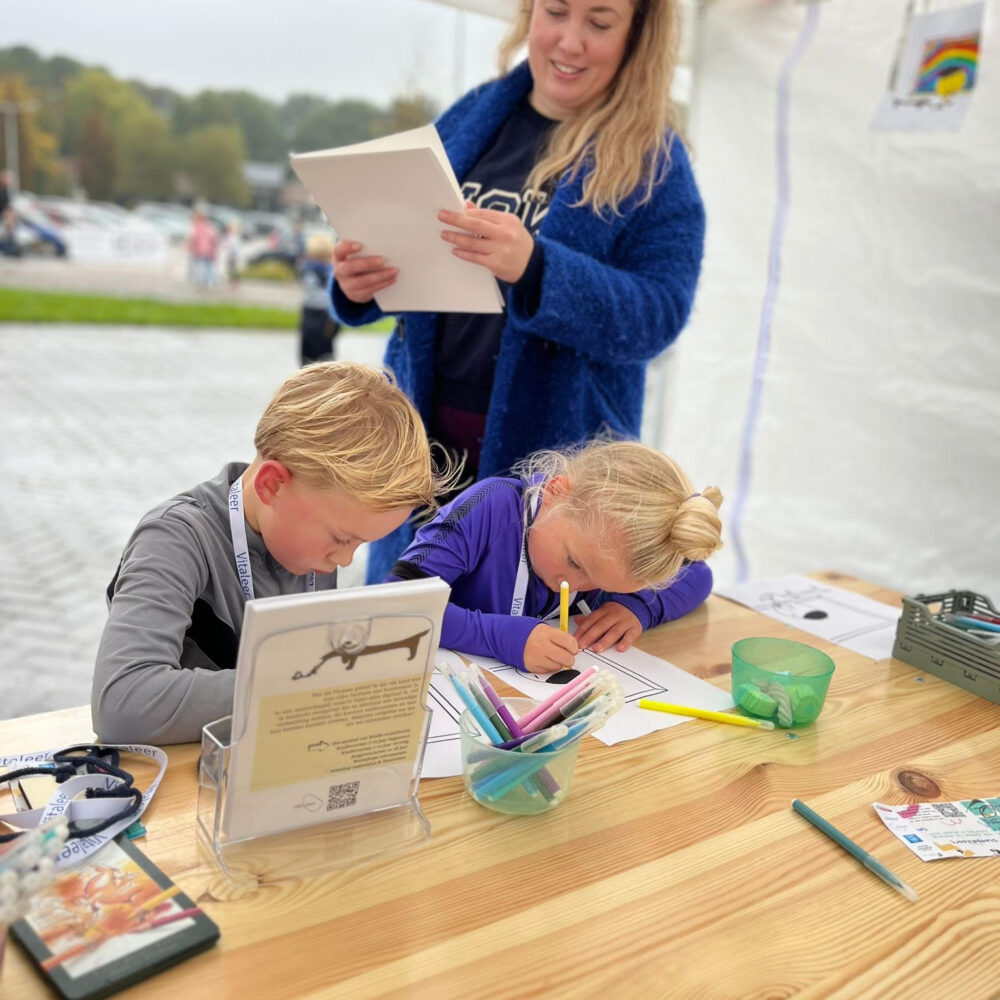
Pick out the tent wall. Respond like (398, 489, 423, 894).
(657, 0, 999, 596)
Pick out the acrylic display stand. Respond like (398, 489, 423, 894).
(196, 579, 449, 888)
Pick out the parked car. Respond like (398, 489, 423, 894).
(5, 196, 68, 257)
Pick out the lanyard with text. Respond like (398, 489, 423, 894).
(228, 474, 314, 601)
(0, 745, 167, 869)
(510, 489, 576, 619)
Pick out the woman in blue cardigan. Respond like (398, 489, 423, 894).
(332, 0, 705, 582)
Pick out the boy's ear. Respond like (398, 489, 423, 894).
(253, 460, 292, 507)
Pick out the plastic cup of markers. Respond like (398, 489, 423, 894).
(458, 698, 582, 815)
(731, 637, 835, 728)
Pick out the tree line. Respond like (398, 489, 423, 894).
(0, 45, 438, 207)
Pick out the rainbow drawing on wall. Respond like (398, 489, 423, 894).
(914, 34, 979, 97)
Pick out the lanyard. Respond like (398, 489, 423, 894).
(228, 474, 314, 601)
(0, 745, 167, 869)
(510, 489, 576, 619)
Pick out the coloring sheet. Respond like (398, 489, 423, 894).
(874, 797, 1000, 861)
(714, 574, 901, 661)
(420, 633, 733, 779)
(872, 1, 984, 132)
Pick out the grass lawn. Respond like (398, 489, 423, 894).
(0, 287, 394, 333)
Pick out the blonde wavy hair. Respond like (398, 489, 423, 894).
(254, 362, 445, 512)
(518, 439, 723, 587)
(498, 0, 682, 215)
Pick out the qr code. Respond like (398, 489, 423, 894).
(933, 802, 963, 817)
(327, 780, 360, 811)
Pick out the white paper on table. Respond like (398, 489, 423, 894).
(290, 124, 504, 314)
(421, 632, 734, 778)
(714, 574, 901, 661)
(873, 797, 1000, 861)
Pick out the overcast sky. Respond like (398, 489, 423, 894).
(6, 0, 513, 110)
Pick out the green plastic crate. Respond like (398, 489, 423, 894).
(893, 590, 1000, 704)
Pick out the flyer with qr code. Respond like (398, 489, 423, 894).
(873, 798, 1000, 861)
(221, 578, 449, 842)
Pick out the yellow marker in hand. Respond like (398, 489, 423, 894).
(559, 580, 570, 632)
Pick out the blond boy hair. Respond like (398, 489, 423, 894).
(254, 362, 440, 512)
(519, 439, 723, 587)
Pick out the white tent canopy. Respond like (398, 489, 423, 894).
(422, 0, 998, 599)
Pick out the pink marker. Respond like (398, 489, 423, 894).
(516, 664, 599, 729)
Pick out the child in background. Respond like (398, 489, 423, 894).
(220, 221, 241, 287)
(388, 440, 723, 674)
(92, 363, 442, 745)
(299, 234, 340, 365)
(186, 205, 218, 288)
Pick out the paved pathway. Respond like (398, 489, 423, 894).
(1, 324, 388, 721)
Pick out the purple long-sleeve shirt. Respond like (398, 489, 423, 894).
(387, 477, 713, 669)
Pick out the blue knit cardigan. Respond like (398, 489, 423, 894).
(330, 62, 705, 581)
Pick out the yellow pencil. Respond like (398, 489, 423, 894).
(638, 699, 775, 730)
(559, 580, 570, 632)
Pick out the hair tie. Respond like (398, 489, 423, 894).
(686, 492, 701, 501)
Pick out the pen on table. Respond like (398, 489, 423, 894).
(559, 580, 570, 632)
(943, 613, 1000, 634)
(791, 798, 918, 902)
(638, 699, 776, 731)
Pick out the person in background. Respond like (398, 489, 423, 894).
(0, 169, 19, 257)
(220, 221, 241, 287)
(330, 0, 706, 583)
(299, 234, 341, 365)
(187, 205, 218, 288)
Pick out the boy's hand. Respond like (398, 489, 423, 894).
(333, 239, 398, 303)
(523, 623, 579, 673)
(438, 202, 534, 283)
(574, 602, 643, 654)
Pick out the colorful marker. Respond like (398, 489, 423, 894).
(638, 699, 775, 731)
(559, 580, 570, 632)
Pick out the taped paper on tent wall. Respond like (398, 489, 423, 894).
(872, 1, 985, 131)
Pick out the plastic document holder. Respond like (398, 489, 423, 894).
(197, 577, 450, 888)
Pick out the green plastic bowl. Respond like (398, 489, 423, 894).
(731, 637, 835, 728)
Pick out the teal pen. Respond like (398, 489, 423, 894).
(791, 799, 918, 902)
(442, 665, 502, 744)
(466, 673, 513, 741)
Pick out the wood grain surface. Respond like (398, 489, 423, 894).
(3, 572, 999, 999)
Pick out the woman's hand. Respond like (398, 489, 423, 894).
(439, 202, 534, 283)
(332, 239, 398, 304)
(523, 623, 578, 673)
(573, 602, 643, 654)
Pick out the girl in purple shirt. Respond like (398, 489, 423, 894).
(388, 440, 723, 673)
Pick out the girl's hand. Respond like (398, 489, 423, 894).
(333, 239, 398, 304)
(523, 623, 579, 673)
(438, 202, 534, 283)
(573, 602, 643, 654)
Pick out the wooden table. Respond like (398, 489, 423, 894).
(3, 572, 1000, 999)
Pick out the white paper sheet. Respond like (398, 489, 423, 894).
(421, 636, 734, 779)
(714, 574, 901, 661)
(290, 124, 504, 314)
(871, 2, 984, 132)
